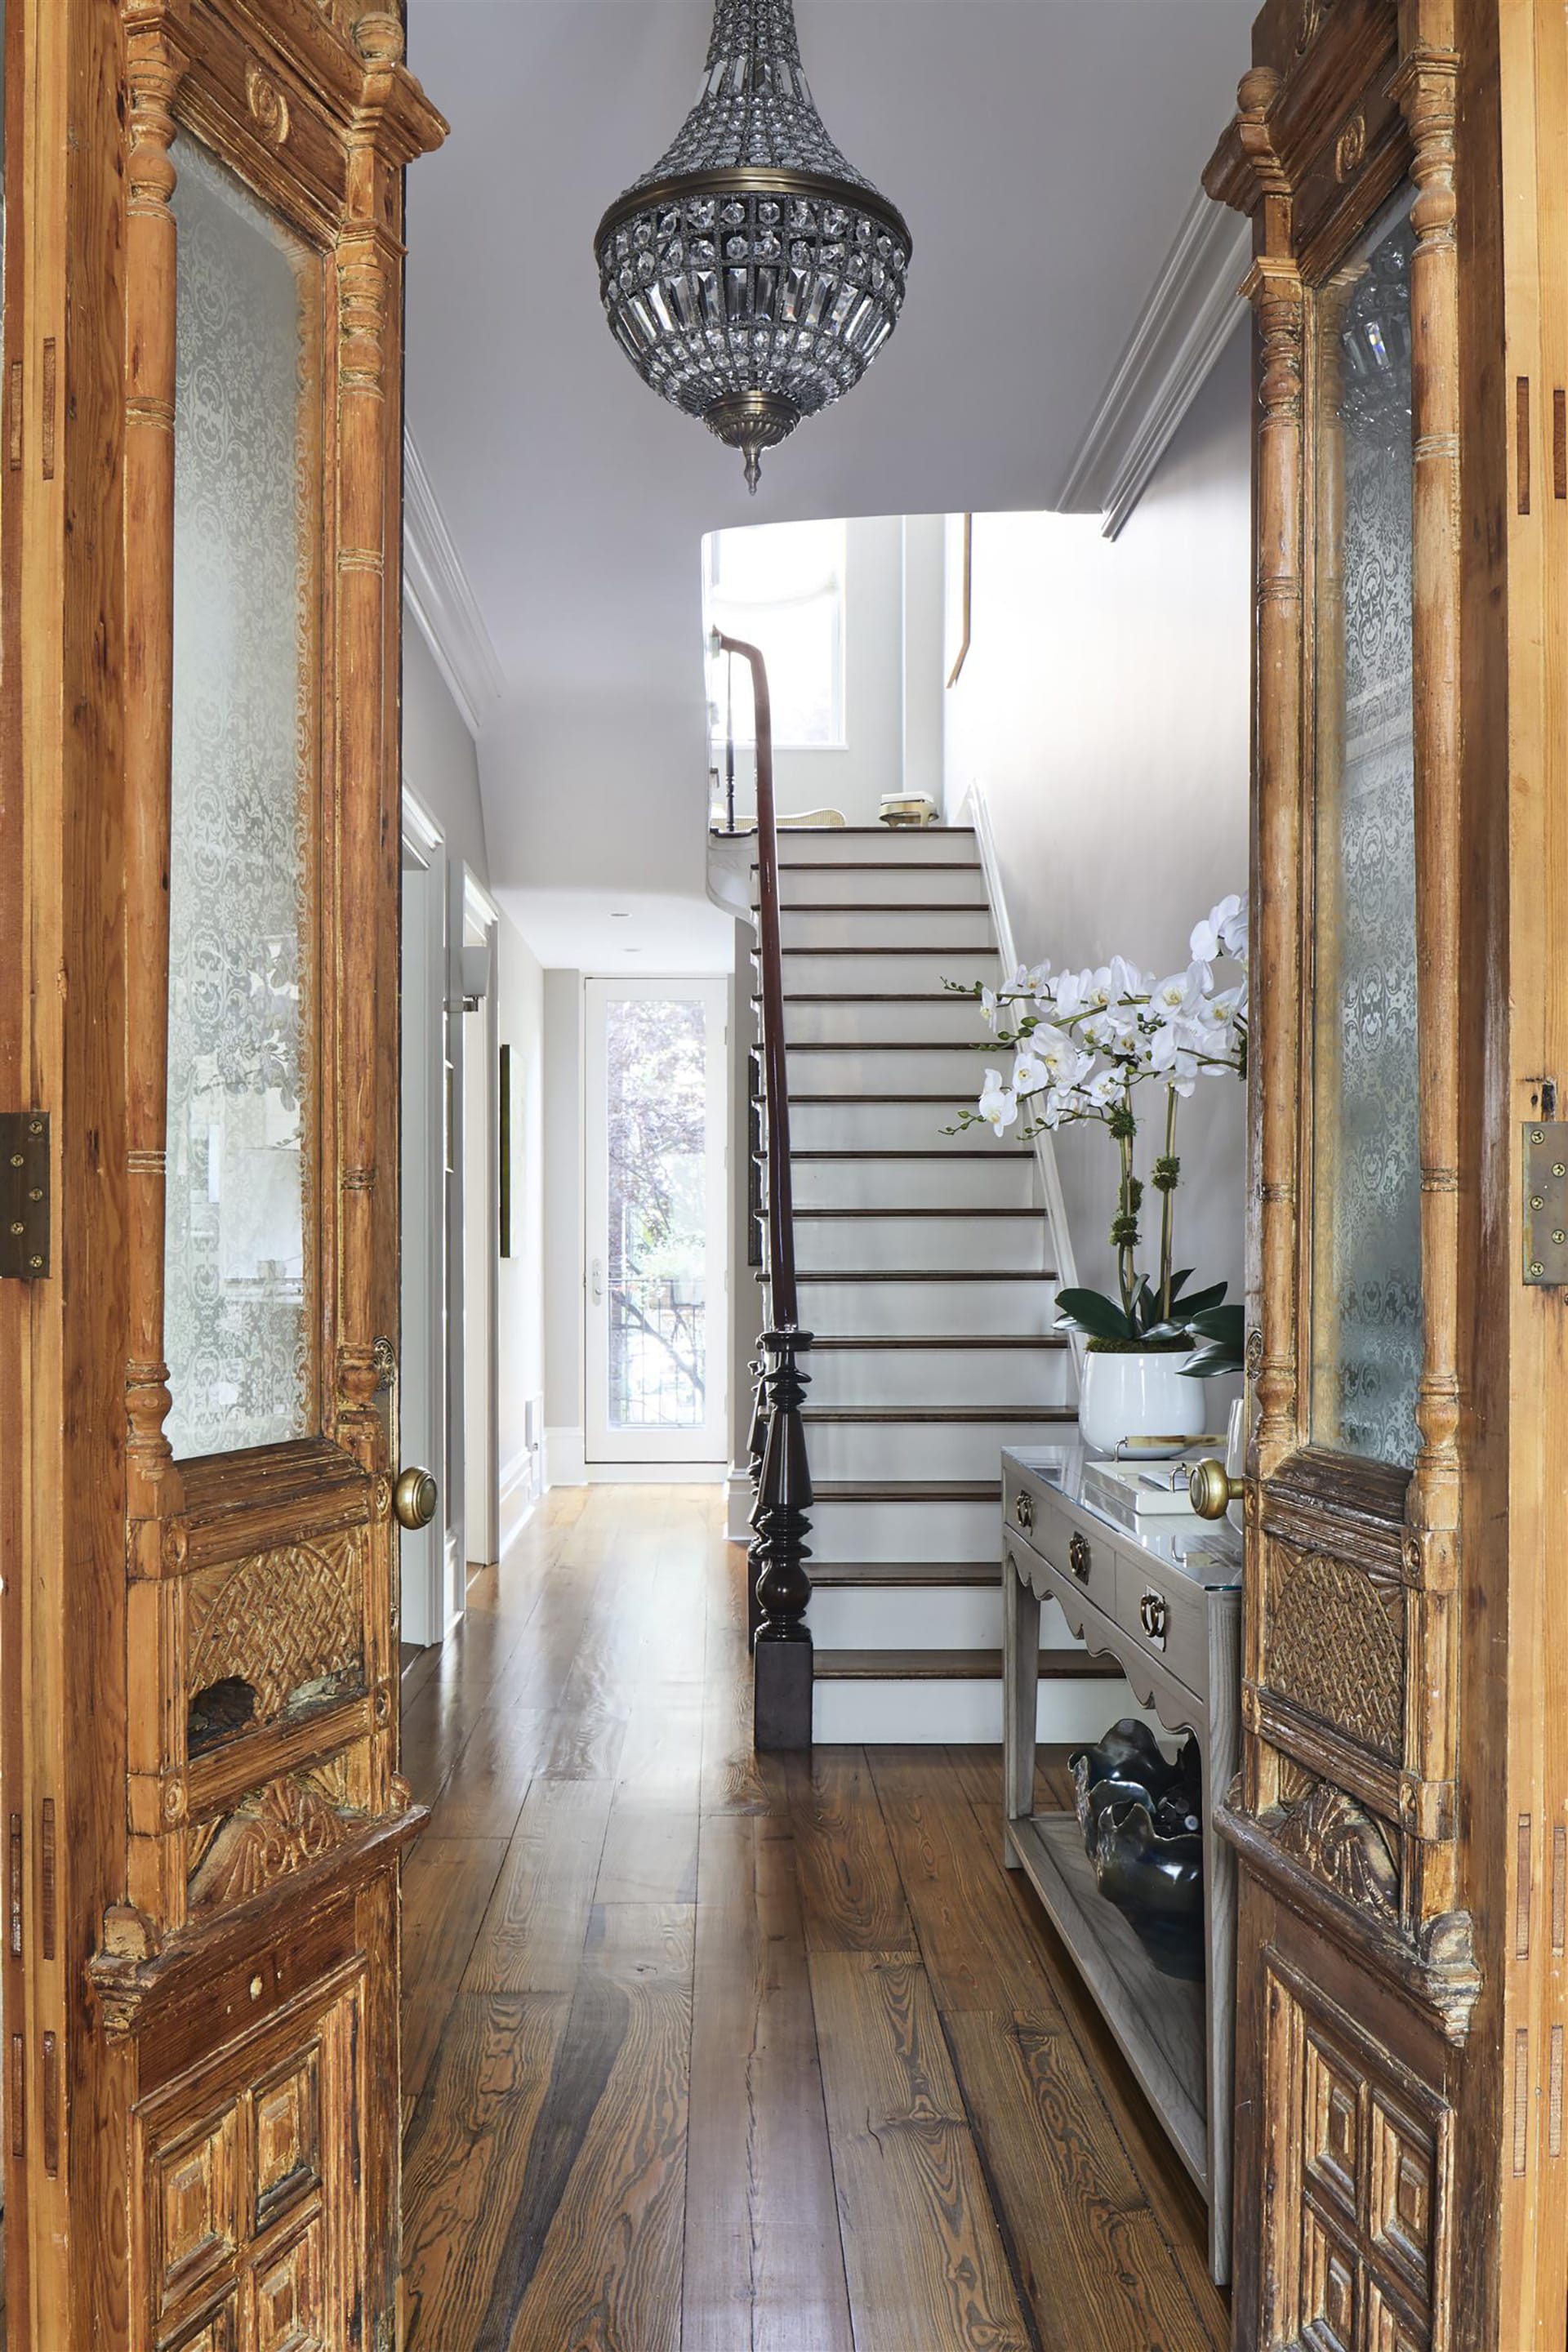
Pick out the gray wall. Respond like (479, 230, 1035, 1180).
(943, 332, 1252, 1316)
(403, 612, 546, 1541)
(541, 969, 584, 1450)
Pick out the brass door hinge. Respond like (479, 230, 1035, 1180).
(0, 1114, 48, 1279)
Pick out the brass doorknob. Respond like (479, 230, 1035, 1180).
(1188, 1459, 1245, 1521)
(394, 1467, 438, 1531)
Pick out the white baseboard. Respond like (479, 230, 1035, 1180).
(499, 1444, 540, 1556)
(726, 1464, 755, 1542)
(584, 1459, 727, 1486)
(545, 1426, 587, 1487)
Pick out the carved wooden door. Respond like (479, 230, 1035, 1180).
(1207, 0, 1568, 2344)
(0, 2, 443, 2342)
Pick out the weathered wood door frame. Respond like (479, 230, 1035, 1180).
(1207, 0, 1568, 2341)
(0, 2, 443, 2338)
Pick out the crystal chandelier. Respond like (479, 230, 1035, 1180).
(594, 0, 911, 493)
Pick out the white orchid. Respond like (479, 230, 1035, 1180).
(1190, 893, 1245, 965)
(1152, 963, 1210, 1022)
(978, 1069, 1018, 1132)
(978, 985, 1000, 1031)
(1085, 1067, 1125, 1110)
(1012, 1047, 1049, 1098)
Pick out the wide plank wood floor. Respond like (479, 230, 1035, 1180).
(399, 1485, 1230, 2352)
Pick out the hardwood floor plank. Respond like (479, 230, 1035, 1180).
(683, 1812, 854, 2352)
(400, 1490, 1223, 2349)
(595, 1802, 701, 1905)
(868, 1748, 1071, 2014)
(808, 1951, 1034, 2352)
(400, 1834, 510, 2107)
(401, 1992, 572, 2348)
(498, 1904, 694, 2352)
(943, 2007, 1229, 2352)
(463, 1776, 617, 1996)
(786, 1748, 917, 1955)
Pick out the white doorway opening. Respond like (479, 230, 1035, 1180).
(584, 976, 728, 1471)
(461, 878, 500, 1572)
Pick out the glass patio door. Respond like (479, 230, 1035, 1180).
(585, 978, 728, 1467)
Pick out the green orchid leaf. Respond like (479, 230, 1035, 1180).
(1174, 1281, 1229, 1321)
(1053, 1287, 1138, 1342)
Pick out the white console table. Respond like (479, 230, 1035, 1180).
(1000, 1443, 1242, 2286)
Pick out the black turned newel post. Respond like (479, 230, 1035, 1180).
(745, 1344, 770, 1652)
(751, 1325, 814, 1750)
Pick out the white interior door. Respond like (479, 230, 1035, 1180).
(399, 819, 448, 1643)
(585, 976, 728, 1466)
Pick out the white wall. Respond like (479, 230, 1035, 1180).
(943, 332, 1251, 1316)
(403, 614, 546, 1560)
(541, 969, 585, 1478)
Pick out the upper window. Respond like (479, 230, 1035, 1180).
(703, 519, 847, 751)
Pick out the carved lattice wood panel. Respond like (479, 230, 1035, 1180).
(136, 1984, 352, 2351)
(1265, 1958, 1450, 2352)
(186, 1535, 367, 1732)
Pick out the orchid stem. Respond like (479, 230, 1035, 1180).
(1160, 1085, 1178, 1324)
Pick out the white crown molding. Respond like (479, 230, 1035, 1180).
(403, 428, 506, 737)
(1056, 189, 1251, 541)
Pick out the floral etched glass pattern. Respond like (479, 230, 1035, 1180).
(1309, 203, 1423, 1465)
(164, 137, 319, 1459)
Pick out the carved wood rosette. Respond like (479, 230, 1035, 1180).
(1199, 0, 1544, 2339)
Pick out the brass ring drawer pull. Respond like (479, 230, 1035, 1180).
(1069, 1530, 1091, 1584)
(1138, 1590, 1169, 1650)
(1013, 1489, 1033, 1532)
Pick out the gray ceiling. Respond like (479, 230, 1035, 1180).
(403, 0, 1255, 960)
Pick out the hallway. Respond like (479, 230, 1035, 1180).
(397, 1487, 1229, 2350)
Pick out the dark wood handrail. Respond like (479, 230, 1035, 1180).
(712, 628, 797, 1326)
(713, 626, 813, 1749)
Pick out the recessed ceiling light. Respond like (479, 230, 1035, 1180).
(625, 947, 641, 954)
(611, 911, 630, 920)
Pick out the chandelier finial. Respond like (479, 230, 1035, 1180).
(594, 0, 911, 488)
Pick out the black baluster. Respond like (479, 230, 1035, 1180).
(751, 1324, 814, 1751)
(745, 1344, 770, 1651)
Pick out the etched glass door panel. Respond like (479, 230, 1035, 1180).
(164, 137, 322, 1459)
(585, 978, 728, 1463)
(1308, 201, 1423, 1466)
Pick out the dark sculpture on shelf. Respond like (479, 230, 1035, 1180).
(1071, 1717, 1206, 1980)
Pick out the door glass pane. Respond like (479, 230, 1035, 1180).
(1309, 201, 1423, 1465)
(605, 997, 708, 1429)
(164, 137, 319, 1459)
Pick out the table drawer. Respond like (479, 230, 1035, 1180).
(1114, 1554, 1207, 1695)
(1003, 1485, 1117, 1619)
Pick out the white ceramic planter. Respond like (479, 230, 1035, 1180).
(1079, 1348, 1207, 1458)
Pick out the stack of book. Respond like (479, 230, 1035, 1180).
(1082, 1454, 1209, 1533)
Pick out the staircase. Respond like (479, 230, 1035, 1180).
(751, 823, 1125, 1743)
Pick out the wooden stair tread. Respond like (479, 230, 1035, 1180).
(813, 1649, 1123, 1682)
(802, 1405, 1075, 1423)
(788, 1269, 1057, 1283)
(753, 861, 981, 873)
(730, 823, 973, 836)
(812, 1480, 1001, 1502)
(782, 1148, 1033, 1160)
(778, 902, 991, 915)
(808, 1561, 1002, 1588)
(777, 943, 990, 954)
(760, 991, 978, 1003)
(808, 1334, 1068, 1349)
(773, 1207, 1041, 1221)
(787, 1093, 978, 1104)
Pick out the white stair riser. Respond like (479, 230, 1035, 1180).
(774, 950, 1000, 995)
(810, 1495, 1000, 1562)
(806, 1418, 1067, 1481)
(782, 996, 991, 1045)
(812, 1677, 1139, 1745)
(786, 1156, 1036, 1209)
(788, 1101, 1004, 1150)
(805, 1346, 1075, 1408)
(763, 866, 989, 911)
(782, 1214, 1049, 1273)
(807, 1587, 1080, 1650)
(764, 829, 978, 866)
(789, 1276, 1058, 1334)
(785, 1045, 986, 1095)
(781, 906, 994, 951)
